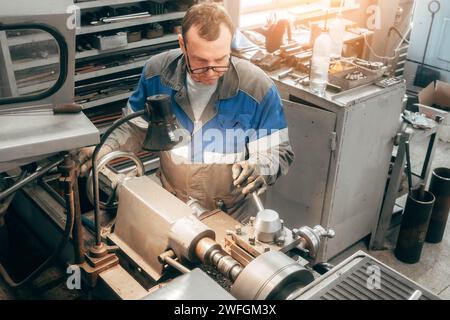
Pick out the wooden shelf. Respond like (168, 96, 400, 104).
(77, 11, 185, 35)
(75, 58, 147, 81)
(75, 33, 178, 59)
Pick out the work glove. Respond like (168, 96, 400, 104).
(77, 145, 113, 177)
(232, 161, 268, 195)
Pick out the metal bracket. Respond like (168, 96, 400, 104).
(80, 246, 119, 288)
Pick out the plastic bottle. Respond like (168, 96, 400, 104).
(310, 30, 332, 96)
(329, 13, 345, 58)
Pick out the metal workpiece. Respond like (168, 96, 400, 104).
(209, 249, 243, 282)
(195, 237, 221, 264)
(169, 215, 215, 263)
(231, 251, 314, 300)
(195, 237, 243, 282)
(295, 226, 336, 258)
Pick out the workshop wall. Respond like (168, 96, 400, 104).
(406, 0, 450, 85)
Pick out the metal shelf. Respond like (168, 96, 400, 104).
(75, 0, 150, 10)
(75, 58, 147, 81)
(80, 91, 131, 109)
(75, 33, 178, 59)
(17, 80, 56, 95)
(7, 33, 54, 46)
(12, 55, 59, 71)
(77, 11, 185, 35)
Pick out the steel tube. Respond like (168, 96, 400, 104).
(164, 256, 190, 274)
(426, 168, 450, 243)
(395, 189, 435, 264)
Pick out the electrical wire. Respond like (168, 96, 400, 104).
(362, 24, 413, 62)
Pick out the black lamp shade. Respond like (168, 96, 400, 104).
(142, 94, 190, 151)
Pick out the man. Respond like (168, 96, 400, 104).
(79, 3, 294, 221)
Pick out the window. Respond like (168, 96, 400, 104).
(241, 0, 324, 14)
(0, 24, 68, 105)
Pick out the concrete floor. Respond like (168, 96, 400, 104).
(330, 135, 450, 299)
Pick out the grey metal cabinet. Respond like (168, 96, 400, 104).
(267, 80, 406, 261)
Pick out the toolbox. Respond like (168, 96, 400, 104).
(93, 32, 128, 51)
(144, 24, 164, 39)
(127, 30, 142, 43)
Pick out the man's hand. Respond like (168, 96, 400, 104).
(232, 161, 267, 195)
(77, 145, 112, 177)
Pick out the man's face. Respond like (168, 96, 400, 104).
(179, 24, 232, 85)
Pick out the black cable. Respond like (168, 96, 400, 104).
(0, 177, 75, 288)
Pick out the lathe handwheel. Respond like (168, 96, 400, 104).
(86, 151, 145, 210)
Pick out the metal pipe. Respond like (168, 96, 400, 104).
(164, 256, 190, 274)
(0, 156, 65, 201)
(395, 189, 435, 264)
(426, 168, 450, 243)
(159, 250, 190, 274)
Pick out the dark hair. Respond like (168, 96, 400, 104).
(182, 3, 235, 43)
